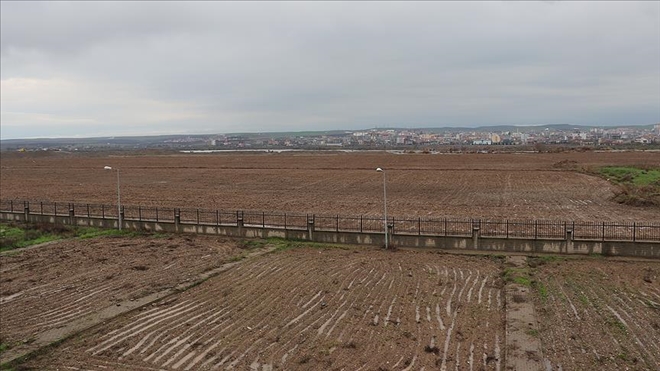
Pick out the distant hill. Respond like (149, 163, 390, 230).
(1, 123, 655, 150)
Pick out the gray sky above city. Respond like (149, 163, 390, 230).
(1, 1, 659, 139)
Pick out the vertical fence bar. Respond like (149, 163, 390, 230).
(444, 218, 447, 237)
(418, 217, 421, 235)
(572, 221, 575, 240)
(40, 202, 43, 215)
(602, 222, 605, 241)
(360, 215, 363, 233)
(262, 212, 265, 228)
(87, 204, 90, 217)
(633, 222, 636, 242)
(102, 204, 105, 219)
(54, 202, 57, 215)
(506, 220, 509, 239)
(284, 213, 287, 230)
(196, 209, 200, 225)
(336, 215, 339, 232)
(534, 220, 538, 240)
(156, 207, 159, 222)
(10, 200, 13, 212)
(139, 206, 142, 221)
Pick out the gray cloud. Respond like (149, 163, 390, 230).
(1, 1, 658, 139)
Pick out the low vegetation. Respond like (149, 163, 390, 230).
(598, 166, 660, 206)
(0, 222, 138, 252)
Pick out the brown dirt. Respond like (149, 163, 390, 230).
(21, 247, 506, 370)
(1, 150, 659, 221)
(530, 257, 660, 370)
(0, 234, 243, 350)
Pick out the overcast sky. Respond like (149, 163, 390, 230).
(1, 1, 659, 139)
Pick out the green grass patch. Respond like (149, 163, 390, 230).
(533, 281, 549, 303)
(503, 267, 532, 286)
(0, 223, 65, 252)
(597, 166, 660, 206)
(76, 227, 135, 239)
(599, 166, 660, 186)
(235, 237, 347, 255)
(0, 222, 148, 252)
(0, 342, 10, 354)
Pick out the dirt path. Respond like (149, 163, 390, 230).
(504, 255, 543, 371)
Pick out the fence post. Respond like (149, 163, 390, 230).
(87, 204, 90, 217)
(633, 222, 636, 242)
(572, 221, 575, 240)
(284, 213, 287, 230)
(444, 218, 447, 237)
(565, 228, 573, 253)
(216, 210, 219, 226)
(24, 201, 30, 222)
(534, 220, 538, 240)
(506, 220, 509, 239)
(41, 202, 44, 215)
(602, 222, 605, 241)
(472, 224, 480, 249)
(360, 215, 363, 233)
(336, 215, 339, 232)
(10, 200, 13, 213)
(418, 217, 421, 235)
(307, 214, 315, 241)
(68, 203, 75, 226)
(102, 204, 105, 219)
(391, 217, 394, 235)
(156, 207, 159, 222)
(262, 212, 265, 228)
(54, 202, 57, 216)
(139, 206, 142, 221)
(196, 209, 200, 225)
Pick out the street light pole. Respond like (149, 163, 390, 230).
(104, 166, 121, 230)
(376, 168, 388, 249)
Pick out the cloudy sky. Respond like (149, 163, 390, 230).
(1, 1, 659, 139)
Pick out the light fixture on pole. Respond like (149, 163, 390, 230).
(104, 166, 121, 230)
(376, 167, 388, 249)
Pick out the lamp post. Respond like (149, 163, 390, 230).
(376, 167, 388, 249)
(104, 166, 121, 230)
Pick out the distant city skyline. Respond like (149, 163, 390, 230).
(1, 1, 659, 140)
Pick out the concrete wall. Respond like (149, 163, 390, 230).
(2, 211, 658, 259)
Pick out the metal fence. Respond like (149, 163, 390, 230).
(1, 199, 659, 242)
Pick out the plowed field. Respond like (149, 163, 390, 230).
(0, 234, 242, 353)
(1, 150, 658, 221)
(531, 258, 660, 370)
(22, 248, 506, 370)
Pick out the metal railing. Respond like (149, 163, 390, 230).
(1, 199, 658, 242)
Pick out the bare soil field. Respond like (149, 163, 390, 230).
(0, 234, 243, 352)
(21, 247, 506, 370)
(1, 150, 659, 222)
(530, 257, 660, 370)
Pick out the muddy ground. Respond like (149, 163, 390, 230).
(19, 247, 506, 370)
(0, 234, 243, 351)
(530, 257, 660, 370)
(1, 150, 658, 221)
(2, 238, 659, 370)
